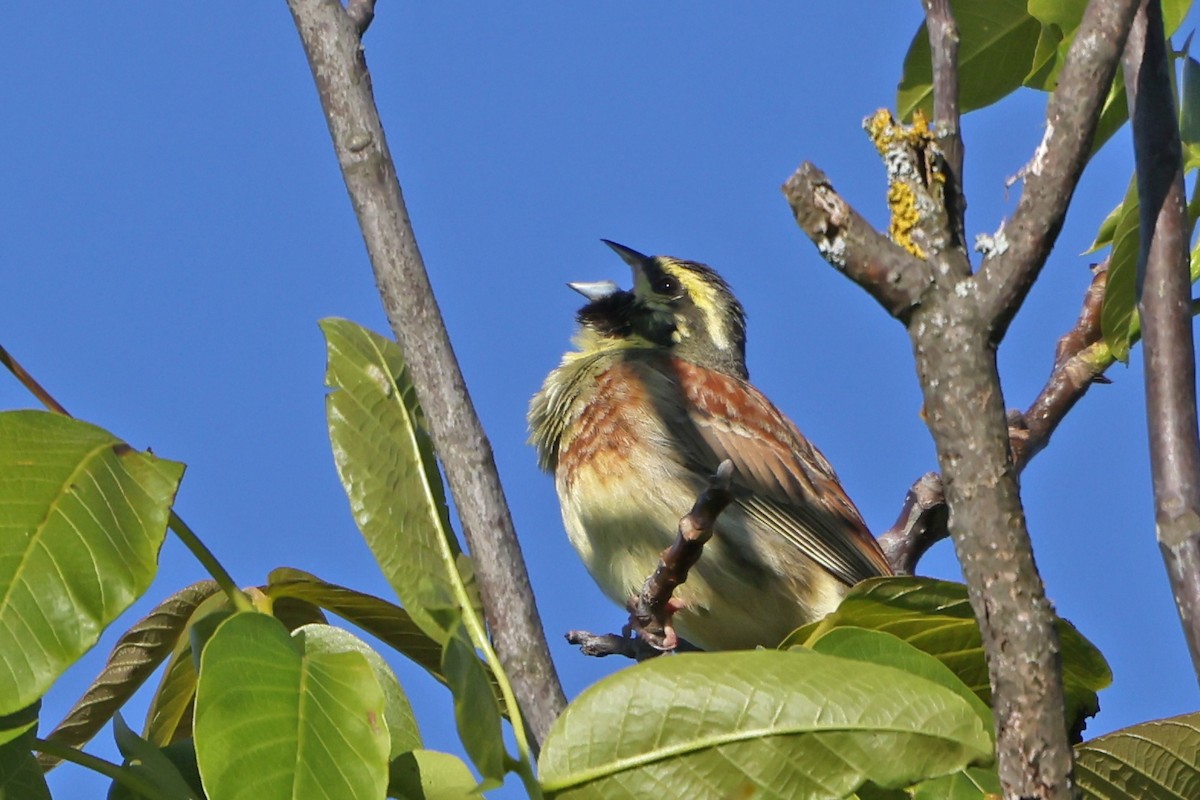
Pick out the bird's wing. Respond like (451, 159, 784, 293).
(654, 356, 892, 585)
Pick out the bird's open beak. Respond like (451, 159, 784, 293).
(567, 280, 622, 301)
(601, 239, 651, 271)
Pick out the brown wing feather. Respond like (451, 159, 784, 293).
(647, 355, 892, 583)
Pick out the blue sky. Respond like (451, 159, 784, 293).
(3, 3, 1197, 796)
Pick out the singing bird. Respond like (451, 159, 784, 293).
(529, 242, 891, 650)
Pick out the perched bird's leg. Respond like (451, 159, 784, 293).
(627, 460, 736, 651)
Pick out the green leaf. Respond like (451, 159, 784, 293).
(538, 649, 992, 799)
(786, 577, 1111, 742)
(1182, 54, 1200, 171)
(108, 713, 201, 800)
(321, 319, 463, 645)
(266, 568, 446, 687)
(0, 411, 184, 716)
(388, 749, 478, 800)
(1086, 198, 1125, 254)
(805, 627, 994, 733)
(1100, 176, 1142, 362)
(194, 613, 390, 800)
(442, 622, 505, 787)
(909, 766, 1002, 799)
(1076, 711, 1200, 799)
(293, 623, 422, 758)
(39, 581, 220, 766)
(0, 702, 39, 748)
(1163, 0, 1194, 36)
(898, 0, 1042, 120)
(0, 732, 50, 800)
(805, 628, 997, 798)
(108, 738, 204, 800)
(142, 647, 197, 747)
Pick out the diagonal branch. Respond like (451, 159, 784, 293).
(1124, 0, 1200, 678)
(978, 0, 1142, 342)
(286, 0, 566, 746)
(782, 163, 931, 321)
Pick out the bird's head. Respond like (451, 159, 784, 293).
(589, 240, 747, 378)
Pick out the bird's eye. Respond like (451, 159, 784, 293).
(653, 276, 678, 295)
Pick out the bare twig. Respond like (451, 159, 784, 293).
(782, 163, 931, 321)
(979, 0, 1142, 343)
(877, 473, 946, 576)
(1124, 0, 1200, 678)
(568, 461, 735, 659)
(286, 0, 565, 746)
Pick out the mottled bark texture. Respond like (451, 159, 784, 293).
(286, 0, 566, 747)
(1124, 0, 1200, 678)
(786, 1, 1142, 796)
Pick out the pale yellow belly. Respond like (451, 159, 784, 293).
(556, 463, 846, 651)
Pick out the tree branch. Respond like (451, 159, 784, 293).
(1124, 0, 1200, 678)
(286, 0, 566, 745)
(921, 0, 966, 250)
(782, 163, 931, 321)
(979, 0, 1142, 343)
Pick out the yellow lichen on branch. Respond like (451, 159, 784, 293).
(864, 109, 946, 260)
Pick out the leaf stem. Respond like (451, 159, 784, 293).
(33, 737, 175, 800)
(168, 511, 252, 612)
(454, 573, 542, 798)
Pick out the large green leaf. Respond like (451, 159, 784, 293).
(538, 649, 992, 799)
(39, 581, 220, 767)
(898, 0, 1042, 120)
(806, 627, 994, 733)
(1076, 711, 1200, 799)
(0, 411, 183, 715)
(786, 577, 1111, 740)
(806, 628, 997, 798)
(293, 623, 421, 759)
(194, 612, 390, 800)
(322, 318, 463, 645)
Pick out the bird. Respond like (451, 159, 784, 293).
(529, 241, 892, 651)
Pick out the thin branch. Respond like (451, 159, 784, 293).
(876, 472, 946, 576)
(979, 0, 1142, 342)
(627, 461, 735, 651)
(1124, 0, 1200, 678)
(1009, 265, 1111, 468)
(285, 0, 566, 745)
(921, 0, 966, 250)
(782, 163, 931, 321)
(345, 0, 375, 36)
(567, 462, 735, 659)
